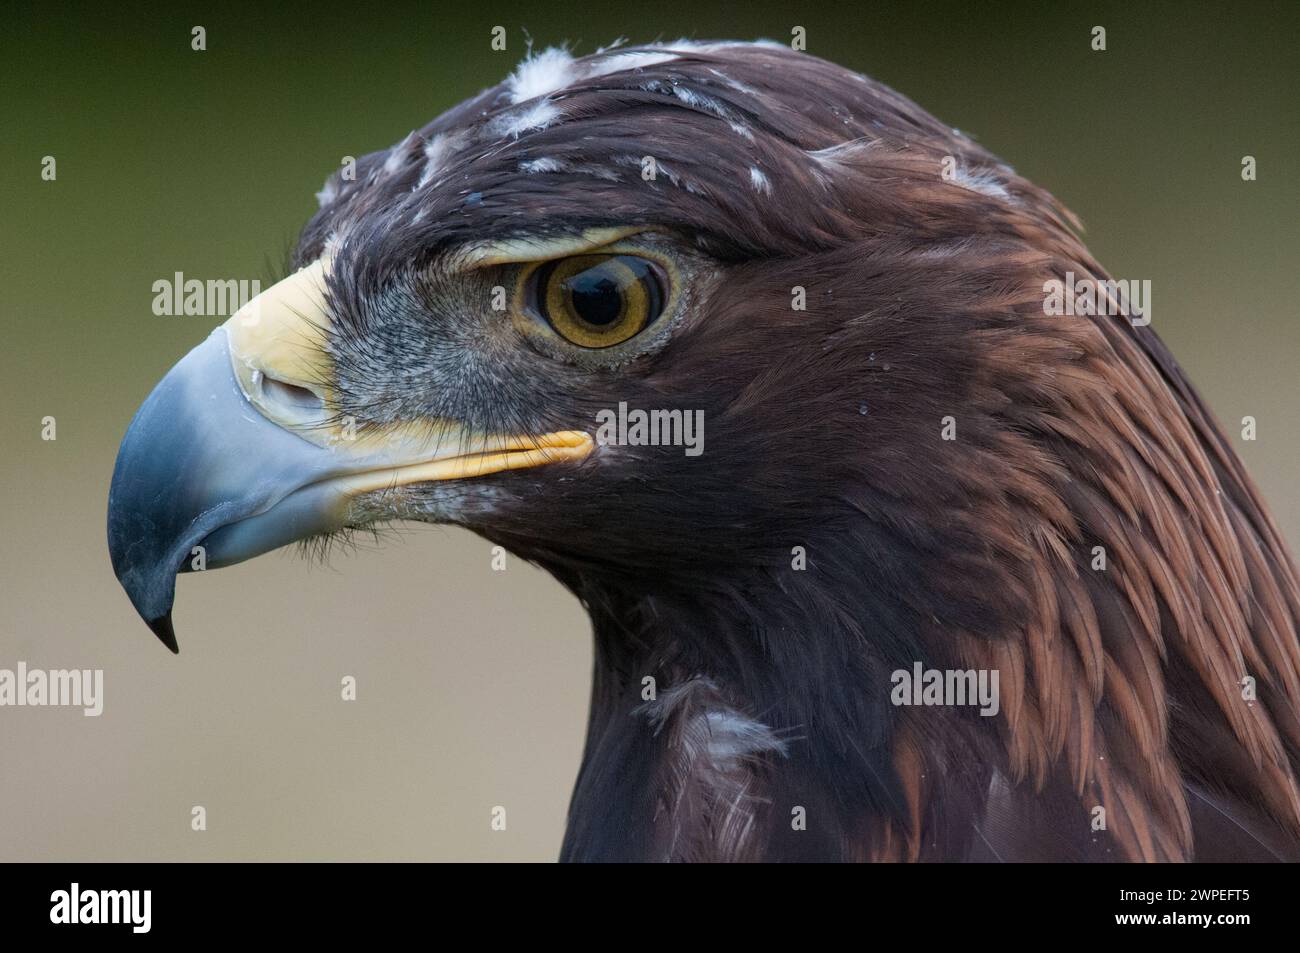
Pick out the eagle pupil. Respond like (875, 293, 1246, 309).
(567, 273, 622, 327)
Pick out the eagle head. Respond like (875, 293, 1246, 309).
(108, 41, 1300, 862)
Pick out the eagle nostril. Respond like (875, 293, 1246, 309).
(260, 373, 323, 412)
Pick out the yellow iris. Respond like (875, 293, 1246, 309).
(535, 254, 662, 348)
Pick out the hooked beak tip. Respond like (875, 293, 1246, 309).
(148, 614, 180, 654)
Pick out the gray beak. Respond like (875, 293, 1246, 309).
(106, 327, 354, 652)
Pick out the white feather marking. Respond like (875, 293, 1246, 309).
(417, 131, 466, 188)
(696, 711, 786, 770)
(506, 46, 575, 103)
(707, 67, 758, 96)
(806, 138, 874, 167)
(519, 156, 567, 174)
(382, 131, 418, 176)
(572, 163, 621, 182)
(495, 40, 790, 109)
(643, 677, 787, 860)
(669, 84, 726, 114)
(649, 680, 787, 770)
(489, 99, 561, 139)
(315, 177, 339, 209)
(655, 38, 718, 53)
(749, 166, 771, 194)
(640, 79, 729, 118)
(950, 167, 1012, 201)
(585, 50, 679, 78)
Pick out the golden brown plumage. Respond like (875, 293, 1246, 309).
(109, 40, 1300, 861)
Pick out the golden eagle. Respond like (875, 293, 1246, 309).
(108, 41, 1300, 862)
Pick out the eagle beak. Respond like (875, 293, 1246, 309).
(107, 260, 593, 653)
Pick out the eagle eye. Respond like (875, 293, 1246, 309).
(526, 254, 666, 349)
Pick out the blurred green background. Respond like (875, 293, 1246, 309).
(1, 0, 1296, 860)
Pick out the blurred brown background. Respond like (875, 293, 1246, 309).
(1, 1, 1296, 860)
